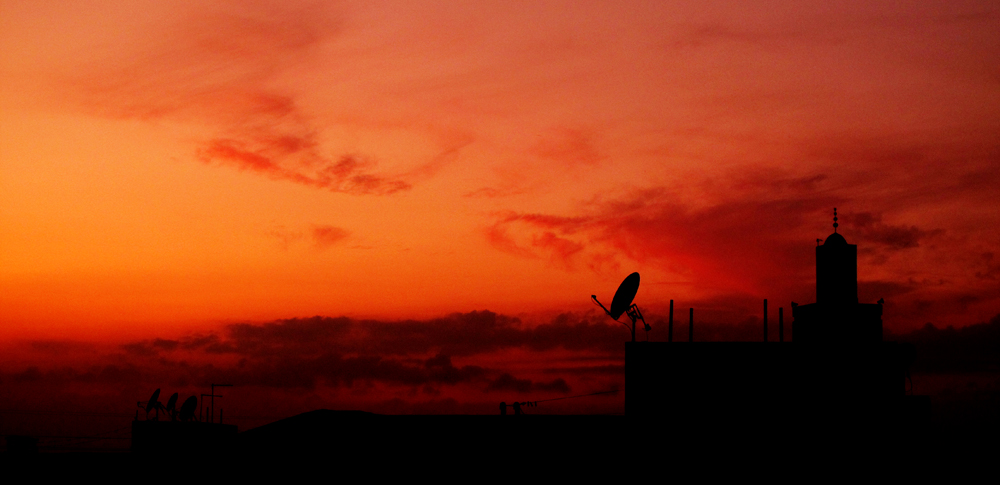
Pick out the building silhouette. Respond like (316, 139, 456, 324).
(625, 212, 929, 432)
(794, 213, 883, 343)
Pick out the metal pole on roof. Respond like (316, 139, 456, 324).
(668, 300, 674, 342)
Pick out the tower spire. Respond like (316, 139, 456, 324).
(833, 208, 838, 233)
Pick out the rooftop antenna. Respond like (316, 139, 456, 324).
(592, 272, 650, 342)
(208, 384, 233, 424)
(833, 208, 838, 233)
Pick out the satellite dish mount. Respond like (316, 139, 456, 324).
(592, 272, 650, 342)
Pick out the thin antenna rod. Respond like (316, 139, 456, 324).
(763, 299, 768, 342)
(593, 295, 630, 334)
(591, 295, 611, 316)
(209, 384, 233, 424)
(668, 300, 674, 343)
(688, 308, 694, 342)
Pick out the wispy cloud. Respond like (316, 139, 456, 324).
(311, 225, 350, 248)
(846, 212, 943, 251)
(265, 223, 352, 250)
(66, 2, 422, 195)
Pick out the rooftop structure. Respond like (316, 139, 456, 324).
(625, 209, 929, 432)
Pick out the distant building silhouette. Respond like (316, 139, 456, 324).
(131, 390, 238, 453)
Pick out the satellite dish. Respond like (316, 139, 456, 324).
(165, 392, 179, 420)
(145, 389, 161, 414)
(165, 392, 179, 412)
(609, 272, 640, 320)
(592, 272, 649, 342)
(179, 396, 198, 422)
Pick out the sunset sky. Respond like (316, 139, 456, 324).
(2, 1, 998, 426)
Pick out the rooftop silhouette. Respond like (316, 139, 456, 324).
(625, 209, 930, 433)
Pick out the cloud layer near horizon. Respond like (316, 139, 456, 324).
(4, 310, 999, 421)
(4, 311, 999, 452)
(4, 312, 619, 398)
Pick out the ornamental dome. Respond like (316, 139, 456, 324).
(824, 232, 847, 246)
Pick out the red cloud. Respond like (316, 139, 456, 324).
(311, 225, 350, 248)
(846, 212, 943, 250)
(488, 188, 837, 296)
(66, 2, 421, 196)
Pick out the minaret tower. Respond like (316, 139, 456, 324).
(792, 208, 882, 343)
(816, 208, 858, 306)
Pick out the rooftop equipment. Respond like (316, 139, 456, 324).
(593, 272, 650, 342)
(178, 396, 198, 422)
(139, 388, 167, 420)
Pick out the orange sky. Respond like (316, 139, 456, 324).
(1, 1, 999, 421)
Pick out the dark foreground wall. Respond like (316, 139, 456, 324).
(131, 421, 238, 453)
(238, 410, 626, 458)
(625, 342, 929, 434)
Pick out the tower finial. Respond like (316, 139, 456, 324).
(833, 207, 838, 233)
